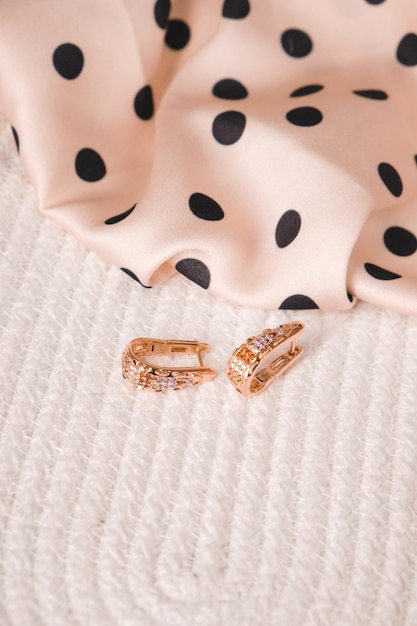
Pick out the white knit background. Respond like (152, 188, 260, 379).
(1, 113, 417, 626)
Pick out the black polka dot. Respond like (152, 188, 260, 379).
(365, 0, 385, 4)
(154, 0, 171, 28)
(286, 107, 323, 127)
(396, 33, 417, 66)
(364, 263, 401, 280)
(290, 84, 324, 97)
(121, 267, 152, 288)
(75, 148, 106, 182)
(53, 43, 84, 79)
(189, 193, 224, 221)
(275, 210, 301, 248)
(377, 162, 403, 197)
(222, 0, 250, 19)
(353, 89, 388, 100)
(384, 226, 417, 256)
(212, 111, 246, 145)
(105, 204, 136, 225)
(175, 258, 210, 289)
(279, 294, 319, 309)
(281, 29, 313, 58)
(212, 79, 248, 100)
(11, 126, 19, 152)
(164, 19, 190, 50)
(134, 85, 154, 120)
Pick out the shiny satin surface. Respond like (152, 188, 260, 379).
(1, 0, 417, 311)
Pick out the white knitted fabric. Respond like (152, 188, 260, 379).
(1, 112, 417, 626)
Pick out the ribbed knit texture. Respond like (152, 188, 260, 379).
(1, 115, 417, 626)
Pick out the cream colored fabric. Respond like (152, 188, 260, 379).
(2, 0, 417, 312)
(1, 115, 417, 625)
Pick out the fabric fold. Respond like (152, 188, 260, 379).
(1, 0, 417, 311)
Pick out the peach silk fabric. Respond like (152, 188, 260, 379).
(1, 0, 417, 312)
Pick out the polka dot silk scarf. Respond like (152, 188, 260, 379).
(1, 0, 417, 312)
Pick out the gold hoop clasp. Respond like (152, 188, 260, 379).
(122, 338, 216, 391)
(225, 321, 304, 397)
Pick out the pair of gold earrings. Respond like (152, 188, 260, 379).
(121, 321, 305, 398)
